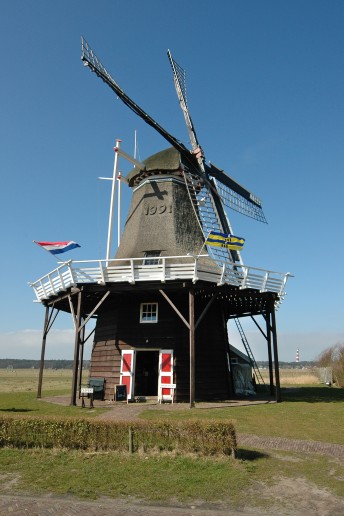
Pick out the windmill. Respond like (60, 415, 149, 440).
(31, 40, 291, 407)
(80, 39, 284, 397)
(81, 39, 267, 275)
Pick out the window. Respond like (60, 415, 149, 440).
(140, 303, 158, 323)
(143, 251, 161, 265)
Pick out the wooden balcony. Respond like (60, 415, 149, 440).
(29, 255, 291, 304)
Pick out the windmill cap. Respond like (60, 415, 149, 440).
(127, 147, 183, 187)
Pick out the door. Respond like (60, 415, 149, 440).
(158, 349, 175, 402)
(120, 350, 135, 400)
(134, 351, 159, 396)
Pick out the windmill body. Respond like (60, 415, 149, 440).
(30, 40, 292, 404)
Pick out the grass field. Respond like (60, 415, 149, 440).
(0, 369, 105, 418)
(0, 368, 73, 394)
(0, 368, 343, 511)
(260, 367, 319, 385)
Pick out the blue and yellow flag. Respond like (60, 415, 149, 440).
(205, 231, 245, 251)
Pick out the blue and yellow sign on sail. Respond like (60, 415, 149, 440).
(205, 231, 245, 251)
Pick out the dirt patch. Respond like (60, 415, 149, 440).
(247, 476, 344, 515)
(0, 473, 20, 491)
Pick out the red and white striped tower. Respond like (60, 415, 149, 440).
(295, 348, 299, 364)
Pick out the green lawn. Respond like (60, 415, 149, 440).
(140, 386, 344, 444)
(0, 369, 105, 418)
(0, 368, 73, 393)
(0, 446, 343, 508)
(0, 370, 343, 510)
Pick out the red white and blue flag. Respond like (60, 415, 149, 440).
(34, 241, 81, 255)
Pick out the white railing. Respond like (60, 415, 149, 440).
(29, 255, 292, 303)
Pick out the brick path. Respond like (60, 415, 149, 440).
(237, 433, 344, 458)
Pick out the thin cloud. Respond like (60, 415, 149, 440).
(0, 329, 91, 360)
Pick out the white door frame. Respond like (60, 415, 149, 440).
(158, 349, 175, 403)
(119, 349, 136, 400)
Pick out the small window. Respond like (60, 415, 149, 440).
(140, 302, 158, 323)
(143, 251, 161, 265)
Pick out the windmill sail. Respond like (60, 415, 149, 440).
(206, 163, 267, 223)
(167, 50, 202, 161)
(81, 38, 202, 180)
(167, 50, 243, 264)
(167, 50, 267, 223)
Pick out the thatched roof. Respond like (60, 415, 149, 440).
(127, 147, 182, 187)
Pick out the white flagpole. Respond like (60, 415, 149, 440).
(117, 172, 121, 246)
(106, 139, 121, 265)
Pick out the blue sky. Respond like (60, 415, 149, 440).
(0, 0, 343, 362)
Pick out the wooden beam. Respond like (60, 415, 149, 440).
(37, 306, 49, 399)
(271, 304, 281, 402)
(78, 291, 110, 333)
(195, 292, 218, 331)
(68, 295, 77, 329)
(71, 291, 82, 406)
(37, 305, 59, 398)
(251, 315, 267, 340)
(159, 289, 190, 329)
(189, 289, 195, 408)
(84, 326, 95, 344)
(222, 309, 234, 397)
(265, 311, 274, 396)
(77, 323, 85, 397)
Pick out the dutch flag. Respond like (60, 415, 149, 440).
(33, 241, 81, 255)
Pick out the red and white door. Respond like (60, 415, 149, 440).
(158, 350, 175, 403)
(120, 350, 135, 400)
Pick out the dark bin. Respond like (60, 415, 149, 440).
(88, 377, 105, 400)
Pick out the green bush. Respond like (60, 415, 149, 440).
(317, 343, 344, 387)
(0, 416, 236, 456)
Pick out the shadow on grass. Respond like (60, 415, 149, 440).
(0, 408, 34, 413)
(281, 386, 344, 403)
(236, 448, 269, 461)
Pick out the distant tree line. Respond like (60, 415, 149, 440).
(0, 359, 90, 370)
(1, 359, 316, 370)
(256, 361, 315, 368)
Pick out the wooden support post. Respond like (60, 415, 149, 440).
(222, 310, 235, 398)
(77, 320, 85, 397)
(228, 340, 236, 398)
(271, 304, 281, 403)
(37, 306, 49, 399)
(189, 289, 195, 408)
(71, 291, 82, 406)
(266, 311, 274, 396)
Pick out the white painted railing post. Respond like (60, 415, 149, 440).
(67, 261, 76, 285)
(47, 273, 56, 295)
(279, 272, 291, 297)
(217, 263, 226, 286)
(40, 280, 47, 299)
(130, 259, 135, 284)
(161, 257, 166, 283)
(260, 272, 269, 292)
(57, 266, 66, 291)
(240, 266, 249, 289)
(192, 257, 199, 283)
(99, 260, 106, 284)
